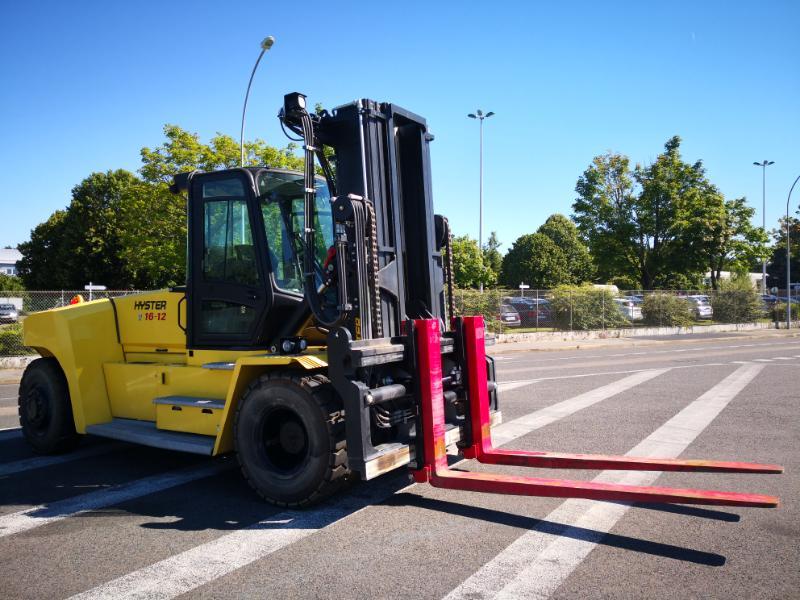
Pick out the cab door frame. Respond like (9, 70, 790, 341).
(187, 169, 273, 349)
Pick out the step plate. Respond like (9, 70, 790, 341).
(86, 418, 216, 455)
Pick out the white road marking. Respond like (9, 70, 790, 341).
(0, 461, 234, 539)
(496, 340, 800, 368)
(753, 359, 773, 362)
(69, 369, 669, 599)
(0, 427, 22, 439)
(68, 476, 405, 600)
(773, 357, 793, 360)
(444, 363, 765, 600)
(497, 360, 734, 389)
(492, 369, 668, 447)
(0, 442, 122, 477)
(0, 406, 17, 416)
(0, 396, 17, 400)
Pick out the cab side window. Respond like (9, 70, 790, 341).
(202, 180, 259, 287)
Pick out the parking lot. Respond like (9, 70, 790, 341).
(0, 333, 798, 599)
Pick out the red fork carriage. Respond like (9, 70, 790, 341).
(411, 317, 781, 508)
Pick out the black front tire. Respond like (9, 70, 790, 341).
(234, 372, 348, 507)
(18, 358, 80, 454)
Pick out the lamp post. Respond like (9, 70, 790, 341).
(787, 174, 800, 330)
(753, 160, 775, 293)
(468, 109, 494, 292)
(240, 36, 275, 167)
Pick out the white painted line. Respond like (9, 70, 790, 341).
(0, 427, 22, 439)
(498, 360, 734, 389)
(773, 357, 793, 360)
(496, 340, 800, 369)
(0, 442, 122, 477)
(492, 369, 668, 447)
(70, 368, 670, 599)
(445, 363, 765, 600)
(0, 460, 234, 539)
(0, 396, 16, 401)
(68, 475, 405, 600)
(753, 359, 772, 362)
(0, 406, 17, 417)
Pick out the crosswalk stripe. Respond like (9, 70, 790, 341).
(0, 442, 123, 477)
(444, 363, 765, 600)
(68, 370, 668, 599)
(753, 359, 772, 362)
(0, 427, 22, 439)
(492, 369, 668, 447)
(0, 460, 235, 539)
(773, 357, 793, 360)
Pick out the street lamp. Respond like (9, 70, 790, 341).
(753, 160, 775, 293)
(240, 36, 275, 167)
(468, 109, 494, 292)
(786, 174, 800, 330)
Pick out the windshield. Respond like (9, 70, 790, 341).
(257, 171, 333, 294)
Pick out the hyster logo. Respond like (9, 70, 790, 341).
(134, 300, 167, 311)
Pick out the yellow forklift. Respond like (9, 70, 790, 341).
(18, 93, 781, 508)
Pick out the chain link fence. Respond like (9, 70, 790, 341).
(0, 290, 142, 357)
(453, 287, 799, 334)
(1, 288, 798, 357)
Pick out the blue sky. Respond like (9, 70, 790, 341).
(1, 0, 798, 253)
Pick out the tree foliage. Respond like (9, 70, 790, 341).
(451, 235, 495, 288)
(710, 274, 762, 323)
(500, 233, 569, 289)
(18, 126, 303, 289)
(482, 231, 503, 280)
(573, 136, 766, 289)
(536, 214, 593, 283)
(548, 285, 628, 330)
(766, 216, 800, 289)
(0, 273, 25, 292)
(640, 293, 694, 327)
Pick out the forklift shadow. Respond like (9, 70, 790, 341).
(386, 493, 728, 567)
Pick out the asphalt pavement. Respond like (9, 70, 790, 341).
(0, 333, 798, 599)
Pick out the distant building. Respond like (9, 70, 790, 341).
(0, 248, 22, 276)
(703, 270, 762, 289)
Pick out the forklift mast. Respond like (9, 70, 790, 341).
(280, 93, 450, 342)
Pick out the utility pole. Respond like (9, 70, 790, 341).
(468, 109, 494, 292)
(753, 160, 775, 293)
(787, 174, 800, 330)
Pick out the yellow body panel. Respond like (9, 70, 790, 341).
(156, 403, 222, 436)
(24, 290, 329, 452)
(23, 299, 123, 432)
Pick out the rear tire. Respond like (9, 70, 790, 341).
(234, 372, 348, 507)
(18, 358, 80, 454)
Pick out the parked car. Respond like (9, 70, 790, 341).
(686, 295, 713, 320)
(0, 303, 19, 323)
(614, 296, 643, 321)
(503, 297, 551, 326)
(497, 303, 522, 327)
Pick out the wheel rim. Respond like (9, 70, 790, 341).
(24, 384, 51, 432)
(260, 406, 310, 475)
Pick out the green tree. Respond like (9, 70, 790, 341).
(573, 137, 743, 289)
(140, 125, 304, 184)
(766, 215, 800, 289)
(17, 210, 70, 289)
(482, 231, 503, 280)
(451, 235, 495, 288)
(703, 197, 769, 290)
(0, 273, 25, 292)
(500, 233, 570, 289)
(536, 214, 593, 283)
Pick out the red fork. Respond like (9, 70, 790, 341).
(411, 318, 780, 507)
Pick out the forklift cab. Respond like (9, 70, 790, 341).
(173, 167, 333, 349)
